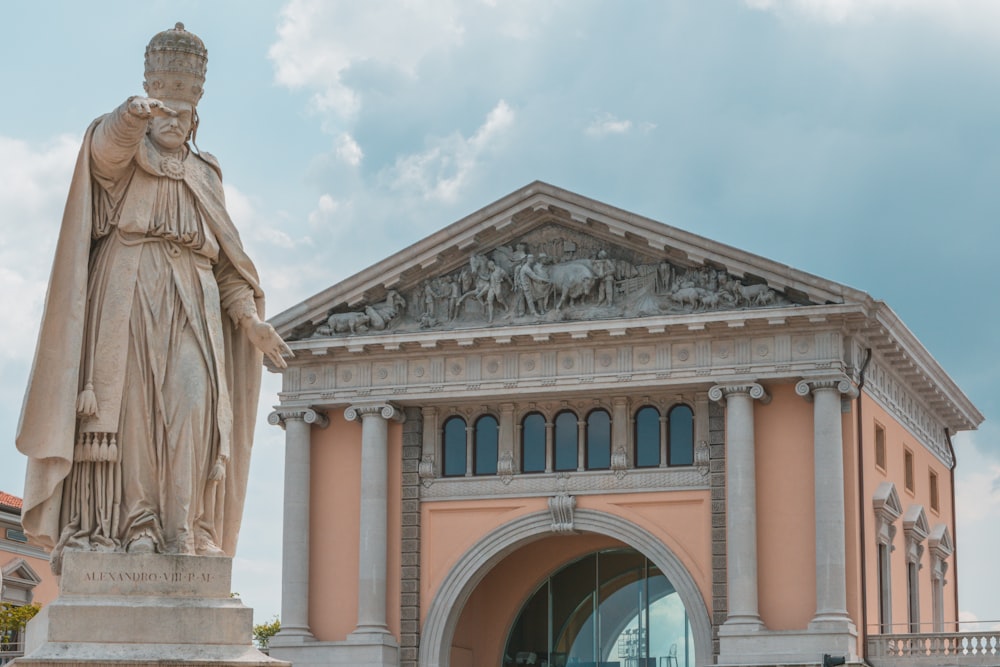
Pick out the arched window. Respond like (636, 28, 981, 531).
(521, 412, 546, 474)
(668, 404, 694, 466)
(586, 409, 611, 470)
(554, 411, 578, 472)
(442, 415, 467, 477)
(634, 406, 661, 468)
(474, 415, 499, 476)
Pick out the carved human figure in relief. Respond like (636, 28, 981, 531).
(592, 250, 616, 307)
(16, 24, 291, 570)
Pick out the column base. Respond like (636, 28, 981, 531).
(717, 627, 859, 666)
(719, 614, 765, 634)
(269, 633, 398, 667)
(269, 628, 316, 647)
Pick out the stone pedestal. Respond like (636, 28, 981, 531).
(14, 551, 287, 667)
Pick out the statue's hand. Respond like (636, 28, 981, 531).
(127, 96, 177, 119)
(208, 454, 228, 482)
(244, 318, 294, 369)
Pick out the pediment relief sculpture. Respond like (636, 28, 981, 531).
(306, 225, 810, 339)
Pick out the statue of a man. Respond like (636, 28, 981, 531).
(16, 24, 291, 570)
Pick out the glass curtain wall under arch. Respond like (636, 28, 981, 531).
(503, 548, 694, 667)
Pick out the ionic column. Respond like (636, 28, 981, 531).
(709, 382, 770, 630)
(345, 402, 405, 637)
(268, 407, 329, 644)
(796, 376, 858, 629)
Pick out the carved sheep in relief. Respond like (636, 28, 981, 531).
(671, 286, 710, 310)
(324, 311, 371, 334)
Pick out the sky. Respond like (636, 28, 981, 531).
(1, 0, 999, 632)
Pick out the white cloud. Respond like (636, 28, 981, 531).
(225, 183, 305, 252)
(742, 0, 1000, 29)
(585, 113, 633, 138)
(269, 0, 466, 120)
(386, 100, 515, 203)
(307, 193, 342, 226)
(336, 133, 364, 166)
(0, 134, 80, 364)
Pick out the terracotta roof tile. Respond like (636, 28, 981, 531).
(0, 490, 23, 511)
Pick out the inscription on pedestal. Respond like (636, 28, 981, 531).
(83, 570, 214, 583)
(61, 550, 232, 598)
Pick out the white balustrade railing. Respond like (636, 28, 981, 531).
(868, 631, 1000, 666)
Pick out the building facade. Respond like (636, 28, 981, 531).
(1, 492, 56, 664)
(266, 183, 983, 667)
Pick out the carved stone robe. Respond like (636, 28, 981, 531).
(17, 102, 265, 567)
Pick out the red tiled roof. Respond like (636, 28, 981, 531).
(0, 490, 23, 511)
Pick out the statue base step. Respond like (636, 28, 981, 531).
(14, 551, 287, 667)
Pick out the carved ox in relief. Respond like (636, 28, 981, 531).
(545, 259, 597, 311)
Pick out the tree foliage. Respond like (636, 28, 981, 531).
(253, 616, 280, 650)
(0, 602, 41, 650)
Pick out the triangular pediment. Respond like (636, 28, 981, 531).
(873, 481, 903, 523)
(274, 182, 865, 341)
(903, 504, 930, 541)
(1, 558, 41, 586)
(928, 523, 953, 557)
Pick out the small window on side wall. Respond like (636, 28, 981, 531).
(442, 416, 467, 477)
(904, 448, 914, 493)
(668, 404, 694, 466)
(929, 469, 940, 513)
(874, 423, 887, 471)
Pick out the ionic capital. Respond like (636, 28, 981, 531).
(344, 402, 406, 423)
(795, 375, 858, 402)
(708, 382, 771, 405)
(268, 407, 330, 429)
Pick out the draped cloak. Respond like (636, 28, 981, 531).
(16, 112, 264, 560)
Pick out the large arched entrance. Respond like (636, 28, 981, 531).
(503, 547, 694, 666)
(419, 509, 712, 667)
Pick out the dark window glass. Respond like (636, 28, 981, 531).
(634, 406, 660, 468)
(442, 416, 467, 477)
(554, 411, 578, 472)
(521, 412, 546, 473)
(586, 409, 611, 470)
(668, 404, 694, 466)
(474, 415, 499, 475)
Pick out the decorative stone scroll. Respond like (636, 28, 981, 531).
(548, 493, 577, 534)
(418, 454, 436, 488)
(302, 225, 807, 340)
(794, 375, 859, 402)
(707, 382, 771, 405)
(497, 450, 515, 485)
